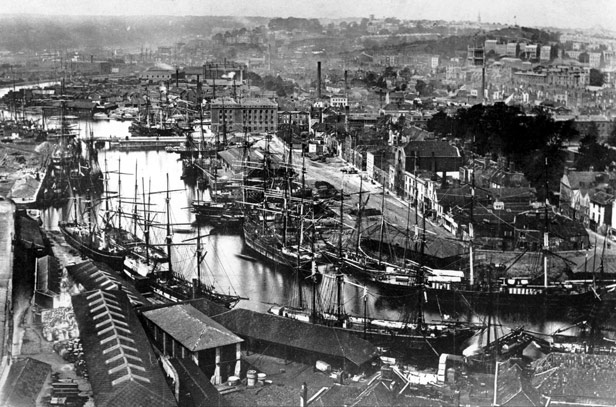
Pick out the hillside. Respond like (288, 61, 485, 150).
(0, 14, 269, 51)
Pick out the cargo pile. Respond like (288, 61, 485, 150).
(42, 307, 79, 342)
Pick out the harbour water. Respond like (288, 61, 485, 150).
(0, 84, 581, 344)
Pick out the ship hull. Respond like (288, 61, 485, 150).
(193, 202, 244, 231)
(425, 286, 598, 319)
(147, 273, 240, 308)
(270, 307, 478, 356)
(59, 222, 125, 270)
(370, 281, 599, 321)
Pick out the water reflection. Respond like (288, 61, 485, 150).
(19, 110, 578, 340)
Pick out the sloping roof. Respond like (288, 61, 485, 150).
(495, 361, 541, 406)
(35, 255, 62, 295)
(436, 187, 469, 209)
(9, 175, 41, 203)
(66, 100, 95, 110)
(403, 140, 460, 158)
(382, 102, 413, 111)
(169, 358, 225, 407)
(514, 210, 588, 238)
(66, 261, 145, 306)
(0, 357, 51, 407)
(142, 303, 242, 351)
(71, 290, 176, 407)
(166, 297, 230, 317)
(590, 190, 614, 206)
(242, 98, 277, 107)
(211, 308, 377, 367)
(565, 171, 610, 190)
(532, 353, 616, 401)
(16, 212, 45, 251)
(402, 126, 432, 141)
(217, 148, 244, 169)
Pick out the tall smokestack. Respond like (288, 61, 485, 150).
(176, 68, 179, 88)
(344, 70, 348, 93)
(317, 61, 321, 99)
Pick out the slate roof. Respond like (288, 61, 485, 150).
(403, 140, 460, 158)
(16, 212, 45, 251)
(35, 255, 62, 295)
(494, 361, 541, 406)
(169, 358, 225, 407)
(403, 126, 432, 141)
(138, 297, 230, 318)
(71, 289, 176, 407)
(0, 357, 51, 407)
(142, 303, 242, 351)
(514, 210, 588, 238)
(565, 171, 610, 190)
(211, 308, 378, 367)
(66, 261, 145, 306)
(66, 100, 95, 110)
(532, 353, 616, 401)
(590, 190, 614, 206)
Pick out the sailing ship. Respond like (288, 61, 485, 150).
(190, 132, 244, 230)
(113, 172, 242, 308)
(39, 104, 104, 206)
(59, 194, 127, 271)
(269, 263, 480, 356)
(241, 137, 320, 270)
(345, 169, 605, 320)
(104, 159, 170, 281)
(129, 88, 177, 138)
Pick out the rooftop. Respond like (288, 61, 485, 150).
(71, 289, 176, 407)
(142, 303, 242, 351)
(212, 308, 378, 368)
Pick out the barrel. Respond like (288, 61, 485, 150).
(257, 373, 267, 384)
(247, 370, 257, 387)
(228, 376, 240, 386)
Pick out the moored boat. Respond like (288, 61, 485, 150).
(59, 220, 126, 271)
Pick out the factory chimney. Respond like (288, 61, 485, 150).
(317, 61, 322, 99)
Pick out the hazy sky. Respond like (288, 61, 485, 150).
(3, 0, 616, 29)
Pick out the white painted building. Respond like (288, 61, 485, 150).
(330, 95, 348, 107)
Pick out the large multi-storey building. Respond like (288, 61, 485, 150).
(512, 65, 590, 89)
(506, 42, 518, 57)
(210, 97, 278, 134)
(540, 45, 552, 61)
(588, 52, 602, 68)
(547, 65, 590, 88)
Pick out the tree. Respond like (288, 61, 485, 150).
(245, 72, 263, 87)
(574, 122, 612, 171)
(589, 69, 605, 87)
(427, 110, 453, 137)
(607, 122, 616, 147)
(415, 80, 433, 97)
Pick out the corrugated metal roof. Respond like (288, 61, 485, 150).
(142, 304, 242, 351)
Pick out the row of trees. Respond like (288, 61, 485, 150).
(427, 104, 578, 199)
(575, 122, 616, 171)
(244, 72, 295, 97)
